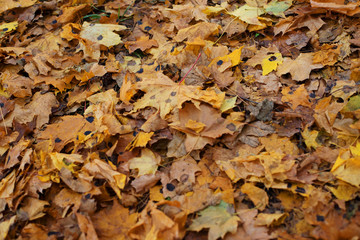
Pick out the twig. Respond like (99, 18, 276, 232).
(178, 52, 202, 85)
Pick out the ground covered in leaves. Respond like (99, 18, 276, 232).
(1, 0, 360, 239)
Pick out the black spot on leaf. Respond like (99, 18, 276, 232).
(269, 56, 277, 61)
(166, 183, 175, 191)
(316, 215, 325, 222)
(97, 35, 103, 40)
(295, 187, 306, 193)
(86, 116, 94, 123)
(84, 131, 91, 136)
(217, 60, 223, 66)
(55, 138, 62, 143)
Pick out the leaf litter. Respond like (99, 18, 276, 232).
(1, 0, 360, 239)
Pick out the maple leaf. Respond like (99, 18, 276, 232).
(80, 22, 127, 47)
(331, 149, 360, 187)
(277, 53, 323, 81)
(129, 148, 160, 176)
(241, 183, 268, 211)
(229, 4, 265, 25)
(255, 213, 288, 227)
(92, 201, 137, 240)
(0, 0, 37, 14)
(174, 22, 221, 42)
(265, 0, 292, 17)
(188, 201, 240, 240)
(132, 73, 224, 119)
(281, 85, 312, 110)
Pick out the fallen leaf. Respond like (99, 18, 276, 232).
(281, 85, 312, 110)
(255, 212, 288, 226)
(188, 201, 240, 240)
(241, 183, 268, 211)
(277, 53, 323, 81)
(80, 22, 127, 47)
(129, 148, 160, 176)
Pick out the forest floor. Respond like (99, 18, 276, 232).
(1, 0, 360, 239)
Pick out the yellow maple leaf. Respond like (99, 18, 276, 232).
(129, 148, 160, 176)
(255, 213, 288, 227)
(209, 46, 244, 72)
(327, 181, 358, 201)
(49, 152, 84, 173)
(331, 150, 360, 187)
(185, 119, 206, 133)
(80, 22, 127, 47)
(150, 185, 165, 202)
(261, 52, 283, 75)
(125, 132, 154, 151)
(229, 4, 265, 25)
(301, 128, 320, 149)
(241, 183, 268, 211)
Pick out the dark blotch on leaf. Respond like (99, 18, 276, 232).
(85, 193, 91, 199)
(144, 26, 152, 31)
(55, 138, 62, 143)
(170, 91, 177, 96)
(52, 20, 57, 24)
(97, 35, 103, 41)
(269, 56, 277, 61)
(310, 92, 316, 98)
(166, 183, 175, 191)
(295, 186, 306, 193)
(84, 131, 91, 136)
(48, 231, 60, 236)
(287, 182, 292, 188)
(135, 77, 141, 82)
(133, 131, 138, 136)
(226, 123, 236, 131)
(86, 116, 94, 123)
(0, 103, 4, 108)
(137, 20, 142, 25)
(137, 68, 144, 74)
(316, 215, 325, 222)
(217, 60, 223, 66)
(165, 98, 171, 103)
(2, 28, 8, 32)
(171, 46, 175, 52)
(155, 65, 160, 71)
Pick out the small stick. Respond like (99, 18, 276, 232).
(178, 52, 202, 85)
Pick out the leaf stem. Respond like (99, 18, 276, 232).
(178, 52, 202, 85)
